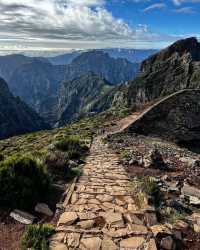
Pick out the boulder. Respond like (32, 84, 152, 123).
(182, 183, 200, 199)
(10, 209, 36, 225)
(35, 203, 53, 217)
(143, 149, 167, 169)
(189, 196, 200, 206)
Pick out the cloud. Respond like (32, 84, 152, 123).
(172, 0, 200, 5)
(0, 0, 138, 42)
(174, 6, 196, 12)
(143, 3, 166, 12)
(0, 0, 181, 51)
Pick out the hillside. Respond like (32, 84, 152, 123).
(96, 37, 200, 112)
(57, 72, 114, 125)
(0, 54, 48, 83)
(64, 50, 139, 84)
(8, 61, 66, 125)
(0, 78, 49, 139)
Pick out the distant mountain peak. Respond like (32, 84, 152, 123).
(143, 37, 200, 68)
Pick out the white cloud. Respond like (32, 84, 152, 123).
(174, 6, 196, 12)
(0, 0, 181, 50)
(172, 0, 200, 5)
(143, 3, 166, 12)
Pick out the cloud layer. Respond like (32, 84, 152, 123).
(0, 0, 198, 52)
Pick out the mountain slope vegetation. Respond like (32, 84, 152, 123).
(0, 78, 49, 139)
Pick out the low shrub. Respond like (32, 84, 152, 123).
(0, 154, 50, 210)
(54, 135, 89, 159)
(21, 224, 55, 250)
(45, 151, 70, 179)
(0, 153, 4, 161)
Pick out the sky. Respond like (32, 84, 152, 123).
(0, 0, 199, 55)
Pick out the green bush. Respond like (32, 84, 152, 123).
(21, 224, 55, 250)
(0, 154, 50, 210)
(45, 151, 70, 179)
(54, 136, 88, 159)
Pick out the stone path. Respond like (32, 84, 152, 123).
(50, 137, 157, 250)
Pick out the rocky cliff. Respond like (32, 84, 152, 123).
(103, 37, 200, 111)
(0, 78, 49, 139)
(64, 50, 139, 84)
(9, 61, 66, 125)
(57, 72, 113, 125)
(0, 54, 47, 83)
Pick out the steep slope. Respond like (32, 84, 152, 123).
(64, 50, 139, 84)
(0, 78, 49, 139)
(126, 89, 200, 144)
(9, 62, 66, 124)
(123, 37, 200, 106)
(57, 72, 113, 125)
(96, 37, 200, 112)
(0, 54, 47, 82)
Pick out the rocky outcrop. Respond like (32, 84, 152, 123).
(0, 77, 49, 139)
(107, 37, 200, 111)
(126, 89, 200, 144)
(57, 72, 113, 125)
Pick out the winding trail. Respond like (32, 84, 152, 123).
(50, 131, 156, 249)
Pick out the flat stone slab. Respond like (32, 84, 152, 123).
(120, 237, 145, 249)
(10, 209, 36, 225)
(57, 212, 78, 226)
(79, 237, 102, 250)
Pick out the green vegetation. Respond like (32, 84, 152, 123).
(54, 135, 89, 159)
(0, 110, 126, 211)
(21, 224, 55, 250)
(131, 177, 160, 208)
(159, 207, 185, 224)
(0, 155, 50, 210)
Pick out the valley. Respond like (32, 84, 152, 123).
(0, 38, 200, 250)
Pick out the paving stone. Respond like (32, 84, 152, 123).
(57, 212, 78, 226)
(78, 212, 97, 220)
(77, 220, 95, 229)
(79, 237, 102, 250)
(64, 233, 80, 248)
(96, 194, 113, 202)
(50, 136, 153, 249)
(147, 239, 157, 250)
(124, 213, 144, 225)
(102, 237, 118, 250)
(128, 224, 148, 235)
(102, 211, 124, 227)
(120, 237, 145, 249)
(49, 242, 68, 250)
(49, 233, 66, 243)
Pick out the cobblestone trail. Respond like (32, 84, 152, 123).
(50, 137, 157, 250)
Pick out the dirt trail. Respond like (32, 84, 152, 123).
(50, 134, 155, 249)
